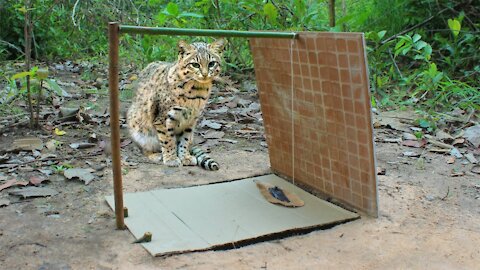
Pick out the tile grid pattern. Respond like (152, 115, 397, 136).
(250, 32, 378, 216)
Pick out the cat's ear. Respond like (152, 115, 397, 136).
(178, 40, 193, 55)
(209, 38, 227, 53)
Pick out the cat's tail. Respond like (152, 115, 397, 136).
(190, 147, 219, 171)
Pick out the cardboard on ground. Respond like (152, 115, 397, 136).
(105, 174, 359, 256)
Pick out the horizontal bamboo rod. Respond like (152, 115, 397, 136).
(119, 25, 297, 39)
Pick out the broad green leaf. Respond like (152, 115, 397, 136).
(415, 40, 427, 50)
(263, 3, 278, 24)
(11, 70, 34, 80)
(36, 68, 49, 80)
(394, 39, 406, 51)
(155, 13, 167, 25)
(165, 2, 179, 17)
(412, 34, 421, 43)
(45, 79, 71, 97)
(447, 19, 461, 37)
(377, 30, 387, 40)
(17, 6, 27, 13)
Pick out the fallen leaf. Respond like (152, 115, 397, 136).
(69, 142, 97, 149)
(403, 151, 420, 157)
(260, 142, 268, 148)
(209, 106, 229, 114)
(464, 125, 480, 148)
(0, 179, 29, 191)
(382, 138, 402, 143)
(452, 138, 465, 146)
(9, 187, 58, 198)
(200, 119, 222, 130)
(38, 169, 53, 176)
(0, 198, 10, 207)
(64, 168, 95, 185)
(471, 165, 480, 174)
(45, 139, 58, 151)
(449, 148, 463, 158)
(248, 102, 261, 111)
(435, 130, 453, 141)
(464, 153, 478, 164)
(376, 167, 386, 175)
(450, 170, 464, 177)
(202, 139, 219, 148)
(429, 148, 450, 153)
(54, 128, 66, 136)
(219, 139, 238, 144)
(29, 176, 48, 186)
(88, 133, 98, 143)
(11, 137, 43, 151)
(203, 131, 225, 139)
(402, 139, 426, 148)
(426, 137, 454, 149)
(120, 139, 132, 148)
(446, 156, 455, 164)
(402, 133, 417, 140)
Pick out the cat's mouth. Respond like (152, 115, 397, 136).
(195, 78, 212, 83)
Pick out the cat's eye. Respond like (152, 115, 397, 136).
(208, 61, 216, 68)
(191, 63, 200, 68)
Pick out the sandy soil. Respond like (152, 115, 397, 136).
(0, 135, 479, 270)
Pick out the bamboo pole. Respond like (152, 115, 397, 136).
(108, 22, 125, 230)
(119, 26, 297, 39)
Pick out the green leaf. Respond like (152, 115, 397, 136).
(165, 2, 179, 17)
(36, 68, 49, 80)
(412, 34, 421, 43)
(45, 79, 70, 97)
(263, 3, 278, 24)
(377, 30, 387, 40)
(418, 119, 430, 128)
(11, 70, 34, 80)
(414, 41, 427, 50)
(447, 19, 461, 37)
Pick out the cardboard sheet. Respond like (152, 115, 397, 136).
(105, 174, 359, 256)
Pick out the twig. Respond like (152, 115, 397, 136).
(0, 40, 25, 56)
(382, 6, 451, 44)
(441, 186, 450, 201)
(388, 49, 403, 78)
(0, 113, 28, 121)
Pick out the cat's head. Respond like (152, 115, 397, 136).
(177, 39, 227, 83)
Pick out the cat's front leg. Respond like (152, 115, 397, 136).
(160, 115, 181, 167)
(177, 127, 197, 166)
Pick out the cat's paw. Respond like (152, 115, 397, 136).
(146, 152, 162, 162)
(163, 157, 182, 167)
(182, 154, 198, 166)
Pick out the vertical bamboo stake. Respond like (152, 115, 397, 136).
(108, 22, 125, 230)
(329, 0, 336, 27)
(24, 0, 34, 128)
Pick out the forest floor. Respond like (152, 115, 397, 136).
(0, 61, 479, 269)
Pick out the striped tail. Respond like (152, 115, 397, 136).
(190, 147, 219, 171)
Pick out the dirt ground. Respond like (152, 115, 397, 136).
(1, 64, 479, 269)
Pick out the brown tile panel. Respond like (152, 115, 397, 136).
(250, 32, 378, 216)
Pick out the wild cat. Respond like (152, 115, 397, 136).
(127, 39, 226, 170)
